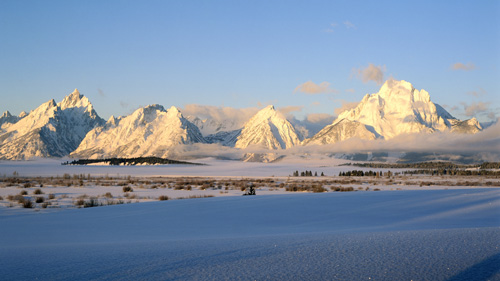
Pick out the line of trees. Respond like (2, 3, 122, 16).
(62, 157, 203, 166)
(338, 170, 387, 177)
(403, 169, 500, 176)
(350, 161, 500, 170)
(292, 171, 325, 177)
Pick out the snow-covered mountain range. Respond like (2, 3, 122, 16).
(0, 89, 103, 160)
(305, 80, 482, 145)
(71, 105, 205, 159)
(0, 80, 486, 160)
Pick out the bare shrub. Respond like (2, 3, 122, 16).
(332, 186, 355, 192)
(75, 199, 85, 206)
(122, 186, 133, 193)
(48, 194, 55, 200)
(33, 188, 43, 195)
(158, 195, 169, 201)
(19, 190, 28, 195)
(35, 197, 44, 203)
(84, 198, 101, 208)
(22, 199, 33, 208)
(103, 192, 113, 198)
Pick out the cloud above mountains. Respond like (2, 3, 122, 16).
(294, 81, 336, 94)
(451, 62, 476, 71)
(172, 121, 500, 162)
(353, 64, 386, 85)
(462, 102, 489, 117)
(182, 104, 259, 128)
(334, 100, 359, 115)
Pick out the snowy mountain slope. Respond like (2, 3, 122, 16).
(0, 111, 22, 131)
(304, 119, 377, 145)
(187, 116, 238, 136)
(306, 80, 482, 145)
(71, 105, 206, 158)
(336, 80, 449, 138)
(205, 129, 242, 146)
(449, 118, 482, 134)
(234, 105, 303, 149)
(0, 89, 104, 160)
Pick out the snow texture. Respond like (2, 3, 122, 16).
(1, 189, 499, 280)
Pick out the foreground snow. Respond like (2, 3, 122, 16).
(1, 189, 499, 280)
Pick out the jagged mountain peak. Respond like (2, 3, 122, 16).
(137, 104, 166, 115)
(58, 89, 88, 110)
(307, 79, 481, 145)
(2, 111, 12, 118)
(377, 79, 431, 104)
(0, 89, 104, 160)
(0, 110, 20, 129)
(254, 105, 277, 117)
(166, 105, 182, 118)
(71, 103, 205, 159)
(234, 105, 302, 150)
(335, 79, 449, 139)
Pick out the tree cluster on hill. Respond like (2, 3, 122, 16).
(292, 171, 324, 177)
(403, 169, 500, 176)
(351, 161, 500, 170)
(338, 170, 386, 177)
(62, 157, 203, 166)
(480, 162, 500, 169)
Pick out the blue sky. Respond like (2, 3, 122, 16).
(0, 0, 498, 123)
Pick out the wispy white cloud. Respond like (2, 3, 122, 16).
(288, 113, 336, 138)
(451, 62, 476, 71)
(306, 113, 335, 124)
(278, 105, 303, 115)
(345, 88, 355, 93)
(343, 20, 356, 29)
(334, 100, 359, 115)
(462, 102, 489, 117)
(182, 104, 259, 128)
(97, 88, 105, 97)
(294, 81, 337, 94)
(466, 88, 487, 97)
(324, 23, 337, 33)
(353, 63, 386, 85)
(324, 21, 355, 33)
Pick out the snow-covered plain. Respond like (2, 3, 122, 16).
(1, 159, 499, 280)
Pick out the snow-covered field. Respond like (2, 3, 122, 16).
(1, 159, 499, 280)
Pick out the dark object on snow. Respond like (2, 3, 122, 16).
(243, 185, 256, 196)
